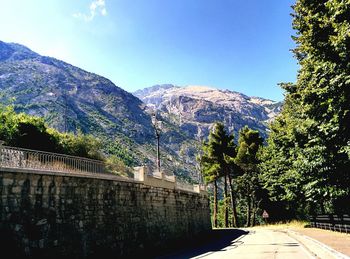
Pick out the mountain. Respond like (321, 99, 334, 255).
(0, 41, 160, 167)
(0, 41, 208, 179)
(134, 84, 282, 141)
(0, 41, 153, 141)
(0, 40, 282, 181)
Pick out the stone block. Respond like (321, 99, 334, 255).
(0, 169, 211, 258)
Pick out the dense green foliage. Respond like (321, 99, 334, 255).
(105, 140, 138, 167)
(105, 155, 133, 177)
(0, 105, 103, 160)
(0, 105, 146, 176)
(200, 123, 236, 227)
(260, 0, 350, 216)
(199, 123, 265, 227)
(235, 126, 264, 226)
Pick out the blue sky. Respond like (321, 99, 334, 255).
(0, 0, 297, 101)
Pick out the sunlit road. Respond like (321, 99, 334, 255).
(157, 228, 315, 259)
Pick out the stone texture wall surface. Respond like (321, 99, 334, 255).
(0, 170, 211, 258)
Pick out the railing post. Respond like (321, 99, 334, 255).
(133, 166, 145, 181)
(193, 184, 200, 193)
(0, 140, 4, 166)
(19, 151, 23, 168)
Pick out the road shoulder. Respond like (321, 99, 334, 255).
(287, 227, 350, 258)
(285, 229, 349, 259)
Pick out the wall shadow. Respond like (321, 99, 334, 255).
(148, 228, 249, 259)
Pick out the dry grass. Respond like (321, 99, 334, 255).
(253, 220, 350, 238)
(253, 220, 310, 229)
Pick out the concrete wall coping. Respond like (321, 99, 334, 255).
(0, 166, 208, 196)
(0, 166, 135, 183)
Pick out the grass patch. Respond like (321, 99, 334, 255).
(254, 220, 310, 229)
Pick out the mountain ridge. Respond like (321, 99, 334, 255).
(0, 40, 282, 180)
(134, 84, 282, 141)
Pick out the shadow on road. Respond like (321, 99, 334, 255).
(153, 229, 249, 259)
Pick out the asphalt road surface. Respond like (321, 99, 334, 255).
(157, 228, 316, 259)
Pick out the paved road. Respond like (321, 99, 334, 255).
(157, 228, 315, 259)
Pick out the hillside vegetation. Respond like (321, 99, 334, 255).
(0, 40, 189, 176)
(0, 105, 103, 160)
(0, 41, 282, 180)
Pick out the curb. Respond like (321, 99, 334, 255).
(286, 229, 350, 259)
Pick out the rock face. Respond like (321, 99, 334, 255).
(134, 84, 282, 140)
(0, 40, 153, 144)
(0, 40, 282, 180)
(0, 41, 202, 178)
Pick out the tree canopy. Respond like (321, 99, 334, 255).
(260, 0, 350, 215)
(0, 105, 103, 160)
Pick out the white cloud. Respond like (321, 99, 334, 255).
(73, 0, 107, 22)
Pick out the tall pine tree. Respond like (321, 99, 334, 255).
(235, 126, 263, 226)
(199, 122, 237, 227)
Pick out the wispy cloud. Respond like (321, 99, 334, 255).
(73, 0, 107, 22)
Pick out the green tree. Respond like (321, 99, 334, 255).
(235, 126, 263, 226)
(105, 155, 132, 177)
(291, 0, 350, 213)
(54, 130, 103, 160)
(260, 0, 350, 216)
(259, 85, 311, 216)
(0, 106, 60, 152)
(199, 122, 238, 227)
(0, 106, 103, 160)
(200, 140, 220, 227)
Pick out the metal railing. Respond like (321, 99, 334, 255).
(0, 146, 105, 175)
(310, 214, 350, 233)
(0, 145, 207, 195)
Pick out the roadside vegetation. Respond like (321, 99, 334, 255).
(1, 0, 349, 229)
(199, 0, 350, 228)
(254, 220, 310, 229)
(0, 105, 102, 159)
(198, 123, 265, 228)
(0, 105, 131, 175)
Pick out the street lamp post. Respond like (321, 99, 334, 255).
(151, 113, 162, 172)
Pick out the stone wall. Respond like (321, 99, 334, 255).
(0, 169, 211, 258)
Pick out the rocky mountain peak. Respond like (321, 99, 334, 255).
(135, 84, 283, 140)
(0, 40, 153, 143)
(0, 41, 39, 61)
(0, 40, 283, 180)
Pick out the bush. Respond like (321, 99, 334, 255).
(0, 106, 103, 160)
